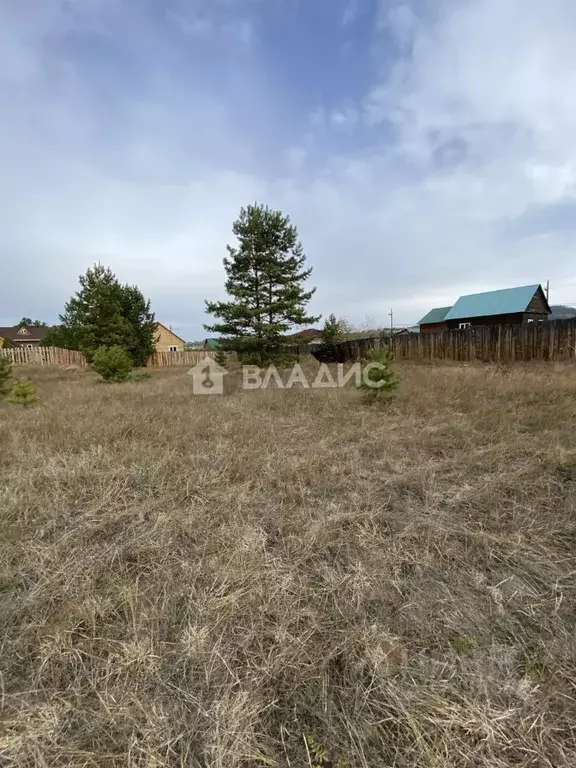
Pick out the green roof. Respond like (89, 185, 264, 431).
(445, 284, 543, 320)
(417, 306, 452, 325)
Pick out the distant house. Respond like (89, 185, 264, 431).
(444, 284, 551, 329)
(155, 322, 186, 352)
(0, 325, 53, 348)
(285, 328, 324, 345)
(394, 326, 420, 336)
(418, 307, 452, 333)
(187, 339, 223, 351)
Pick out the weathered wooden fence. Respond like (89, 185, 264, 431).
(312, 320, 576, 364)
(147, 350, 217, 367)
(0, 346, 87, 366)
(0, 347, 226, 368)
(4, 322, 576, 368)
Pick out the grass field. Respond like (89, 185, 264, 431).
(1, 363, 576, 767)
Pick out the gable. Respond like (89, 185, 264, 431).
(444, 285, 546, 321)
(155, 323, 186, 345)
(526, 286, 551, 315)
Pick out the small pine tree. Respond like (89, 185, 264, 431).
(92, 345, 133, 382)
(322, 313, 345, 343)
(0, 354, 12, 397)
(359, 346, 398, 399)
(214, 348, 228, 368)
(6, 379, 39, 406)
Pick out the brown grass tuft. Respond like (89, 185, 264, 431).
(1, 363, 576, 766)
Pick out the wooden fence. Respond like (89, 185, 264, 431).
(0, 347, 225, 368)
(147, 350, 217, 367)
(311, 320, 576, 364)
(0, 346, 87, 367)
(4, 322, 576, 368)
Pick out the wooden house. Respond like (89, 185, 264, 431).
(285, 328, 324, 345)
(155, 323, 186, 352)
(0, 325, 53, 348)
(417, 307, 452, 333)
(443, 284, 550, 329)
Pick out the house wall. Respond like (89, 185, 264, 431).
(446, 312, 526, 329)
(420, 322, 448, 333)
(155, 324, 185, 352)
(0, 332, 42, 348)
(14, 340, 41, 347)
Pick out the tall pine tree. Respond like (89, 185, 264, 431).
(46, 264, 156, 365)
(205, 203, 320, 361)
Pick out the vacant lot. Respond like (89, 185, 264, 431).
(1, 364, 576, 767)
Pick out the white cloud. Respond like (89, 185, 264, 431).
(330, 105, 358, 129)
(368, 0, 576, 204)
(341, 0, 359, 27)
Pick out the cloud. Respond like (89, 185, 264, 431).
(341, 0, 359, 27)
(330, 105, 359, 129)
(1, 0, 576, 339)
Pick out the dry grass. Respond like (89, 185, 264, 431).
(1, 363, 576, 767)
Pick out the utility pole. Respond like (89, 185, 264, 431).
(545, 280, 550, 302)
(389, 308, 394, 336)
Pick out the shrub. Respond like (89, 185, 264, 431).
(0, 354, 13, 397)
(92, 345, 132, 382)
(6, 379, 39, 407)
(359, 345, 398, 399)
(129, 371, 152, 382)
(214, 348, 228, 368)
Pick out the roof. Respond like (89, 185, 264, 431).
(0, 325, 53, 342)
(444, 284, 548, 321)
(417, 307, 452, 325)
(155, 322, 186, 344)
(286, 328, 323, 339)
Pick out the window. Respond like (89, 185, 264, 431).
(25, 344, 33, 349)
(527, 319, 534, 323)
(17, 327, 29, 335)
(458, 322, 471, 329)
(169, 345, 178, 352)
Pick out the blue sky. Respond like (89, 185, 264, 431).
(2, 0, 576, 338)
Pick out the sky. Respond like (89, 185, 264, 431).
(2, 0, 576, 339)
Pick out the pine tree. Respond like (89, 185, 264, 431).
(50, 264, 156, 364)
(92, 345, 133, 382)
(17, 318, 47, 328)
(322, 313, 345, 343)
(359, 346, 398, 400)
(214, 347, 228, 368)
(41, 325, 76, 349)
(204, 203, 320, 362)
(6, 379, 39, 406)
(119, 284, 157, 367)
(0, 355, 12, 397)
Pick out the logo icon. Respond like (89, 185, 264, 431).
(187, 357, 227, 395)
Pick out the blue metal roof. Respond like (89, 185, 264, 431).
(417, 306, 452, 325)
(444, 285, 541, 321)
